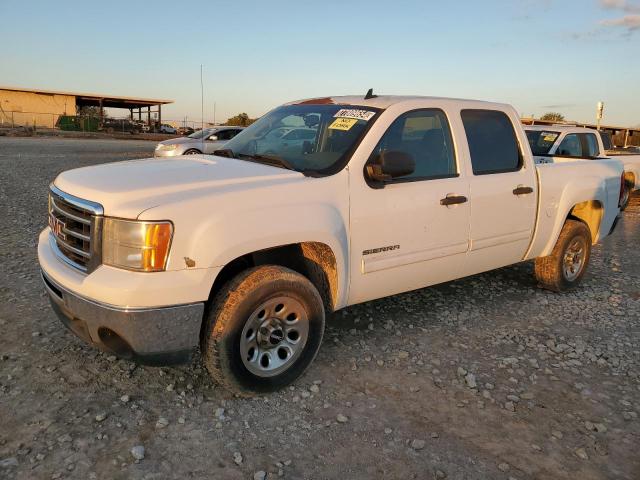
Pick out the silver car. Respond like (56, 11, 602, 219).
(154, 126, 245, 157)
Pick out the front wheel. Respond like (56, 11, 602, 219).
(183, 149, 202, 155)
(534, 219, 591, 292)
(202, 265, 325, 396)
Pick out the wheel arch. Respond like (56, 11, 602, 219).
(624, 170, 636, 190)
(566, 199, 603, 244)
(206, 241, 340, 314)
(183, 148, 202, 155)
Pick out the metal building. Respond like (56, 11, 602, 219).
(0, 86, 173, 129)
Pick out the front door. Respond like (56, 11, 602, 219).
(348, 108, 470, 305)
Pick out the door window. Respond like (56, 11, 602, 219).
(214, 130, 234, 141)
(583, 133, 599, 156)
(557, 134, 582, 157)
(461, 110, 522, 175)
(369, 109, 457, 181)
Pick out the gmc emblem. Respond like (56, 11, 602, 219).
(49, 214, 67, 241)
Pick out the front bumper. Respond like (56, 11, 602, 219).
(42, 271, 204, 365)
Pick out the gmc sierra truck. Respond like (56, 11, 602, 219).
(39, 94, 624, 395)
(525, 125, 640, 209)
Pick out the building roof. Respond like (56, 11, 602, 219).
(521, 117, 639, 134)
(0, 85, 173, 109)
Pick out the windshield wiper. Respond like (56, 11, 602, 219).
(236, 153, 297, 172)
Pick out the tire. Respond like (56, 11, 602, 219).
(202, 265, 325, 396)
(620, 177, 632, 211)
(534, 219, 591, 292)
(183, 149, 201, 155)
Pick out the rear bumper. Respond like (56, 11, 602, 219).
(42, 271, 204, 365)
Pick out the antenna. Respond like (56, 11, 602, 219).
(364, 88, 377, 100)
(200, 64, 204, 151)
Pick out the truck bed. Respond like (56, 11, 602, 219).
(526, 158, 623, 260)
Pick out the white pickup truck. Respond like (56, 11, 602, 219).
(39, 94, 624, 395)
(525, 125, 640, 209)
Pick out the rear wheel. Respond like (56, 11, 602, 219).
(202, 265, 325, 396)
(534, 220, 591, 292)
(620, 176, 633, 211)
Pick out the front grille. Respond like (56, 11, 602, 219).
(48, 186, 103, 272)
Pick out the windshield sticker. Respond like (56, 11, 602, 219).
(541, 132, 559, 142)
(333, 109, 376, 121)
(329, 118, 359, 131)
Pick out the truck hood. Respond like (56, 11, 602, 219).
(157, 137, 196, 146)
(54, 155, 304, 218)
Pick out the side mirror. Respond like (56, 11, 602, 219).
(208, 135, 219, 141)
(366, 150, 415, 183)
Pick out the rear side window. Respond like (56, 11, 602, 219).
(461, 110, 522, 175)
(369, 109, 457, 181)
(557, 134, 582, 157)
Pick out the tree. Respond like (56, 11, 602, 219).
(77, 106, 102, 118)
(224, 113, 256, 126)
(540, 112, 565, 122)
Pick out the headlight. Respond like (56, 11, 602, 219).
(102, 218, 173, 272)
(156, 143, 178, 151)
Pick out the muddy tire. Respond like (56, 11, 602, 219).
(620, 176, 633, 211)
(202, 265, 325, 396)
(534, 220, 591, 292)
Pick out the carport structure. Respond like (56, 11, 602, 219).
(0, 86, 173, 129)
(75, 92, 173, 127)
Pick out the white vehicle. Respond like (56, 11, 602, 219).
(159, 124, 177, 134)
(525, 125, 640, 209)
(39, 94, 624, 395)
(154, 127, 244, 157)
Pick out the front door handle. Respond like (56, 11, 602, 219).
(513, 186, 534, 195)
(440, 194, 468, 206)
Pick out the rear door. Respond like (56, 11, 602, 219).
(461, 109, 537, 275)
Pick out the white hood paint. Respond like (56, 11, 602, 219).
(54, 155, 303, 218)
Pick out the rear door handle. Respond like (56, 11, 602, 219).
(440, 194, 468, 206)
(513, 186, 534, 195)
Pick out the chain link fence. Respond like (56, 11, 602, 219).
(0, 109, 217, 135)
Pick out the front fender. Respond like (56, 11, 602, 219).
(139, 171, 351, 307)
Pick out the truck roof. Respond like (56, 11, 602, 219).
(286, 95, 511, 111)
(524, 125, 599, 135)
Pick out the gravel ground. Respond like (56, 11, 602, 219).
(1, 137, 639, 480)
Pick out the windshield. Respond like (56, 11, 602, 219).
(526, 130, 560, 155)
(221, 104, 380, 175)
(188, 128, 214, 139)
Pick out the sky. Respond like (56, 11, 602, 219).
(1, 0, 639, 126)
